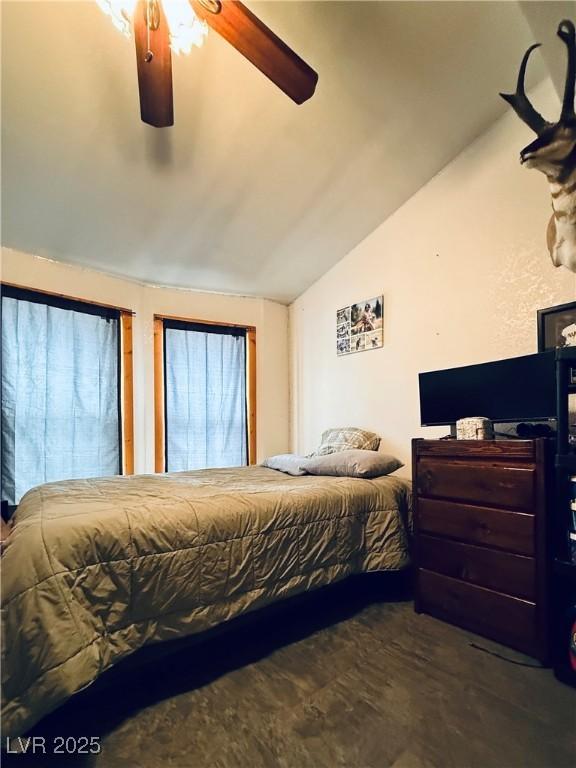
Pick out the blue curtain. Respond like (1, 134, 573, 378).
(165, 325, 247, 471)
(1, 295, 120, 504)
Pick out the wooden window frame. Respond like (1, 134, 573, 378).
(154, 314, 256, 473)
(120, 313, 135, 474)
(0, 282, 135, 475)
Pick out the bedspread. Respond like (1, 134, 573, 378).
(1, 465, 411, 736)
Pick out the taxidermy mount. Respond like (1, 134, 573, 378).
(500, 19, 576, 272)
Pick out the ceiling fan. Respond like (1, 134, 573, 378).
(97, 0, 319, 127)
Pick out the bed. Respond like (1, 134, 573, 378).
(1, 465, 412, 737)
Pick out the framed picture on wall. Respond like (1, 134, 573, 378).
(537, 301, 576, 351)
(538, 301, 576, 387)
(337, 296, 383, 356)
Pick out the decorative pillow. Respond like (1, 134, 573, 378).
(305, 449, 403, 479)
(261, 454, 311, 476)
(314, 427, 380, 456)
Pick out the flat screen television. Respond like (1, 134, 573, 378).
(419, 351, 557, 426)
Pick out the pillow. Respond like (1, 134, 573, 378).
(261, 454, 311, 476)
(305, 449, 403, 479)
(314, 427, 380, 456)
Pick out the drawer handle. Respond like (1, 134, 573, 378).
(478, 522, 491, 536)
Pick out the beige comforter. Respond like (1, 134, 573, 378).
(1, 466, 411, 737)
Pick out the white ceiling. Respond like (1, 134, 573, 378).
(2, 1, 574, 302)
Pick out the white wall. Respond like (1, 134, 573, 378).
(290, 78, 576, 476)
(0, 248, 290, 473)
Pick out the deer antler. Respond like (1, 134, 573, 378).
(499, 43, 551, 135)
(558, 19, 575, 122)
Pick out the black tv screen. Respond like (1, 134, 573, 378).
(419, 351, 557, 426)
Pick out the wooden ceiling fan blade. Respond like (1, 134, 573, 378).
(134, 0, 174, 127)
(190, 0, 318, 104)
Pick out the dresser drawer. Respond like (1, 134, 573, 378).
(416, 459, 535, 511)
(418, 498, 534, 555)
(418, 534, 535, 599)
(418, 569, 538, 656)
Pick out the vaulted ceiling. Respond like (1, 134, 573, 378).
(2, 1, 574, 302)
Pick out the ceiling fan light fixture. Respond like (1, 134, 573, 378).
(162, 0, 208, 55)
(96, 0, 208, 55)
(96, 0, 137, 37)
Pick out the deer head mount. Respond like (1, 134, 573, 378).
(500, 19, 576, 272)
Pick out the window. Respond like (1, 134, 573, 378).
(154, 316, 256, 472)
(1, 285, 134, 505)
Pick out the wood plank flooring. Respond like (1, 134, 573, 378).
(3, 582, 575, 767)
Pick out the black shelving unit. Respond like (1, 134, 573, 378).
(554, 348, 576, 559)
(552, 348, 576, 686)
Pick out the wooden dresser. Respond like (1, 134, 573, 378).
(412, 438, 551, 661)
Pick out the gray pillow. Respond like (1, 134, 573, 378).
(261, 454, 311, 476)
(305, 449, 403, 478)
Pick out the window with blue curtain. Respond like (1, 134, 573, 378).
(163, 320, 247, 471)
(1, 286, 121, 505)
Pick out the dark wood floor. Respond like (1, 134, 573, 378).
(4, 582, 575, 768)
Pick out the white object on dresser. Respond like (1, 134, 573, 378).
(456, 416, 494, 440)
